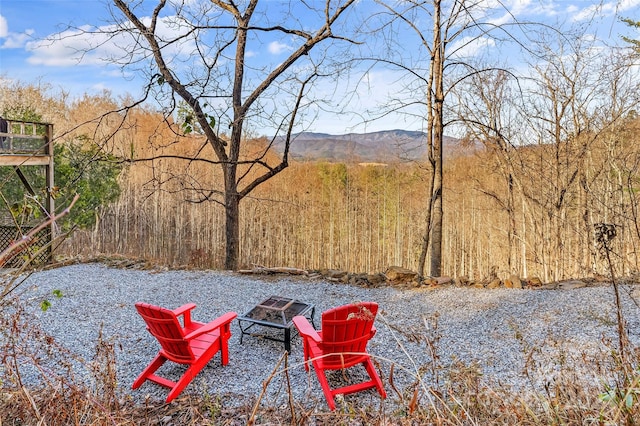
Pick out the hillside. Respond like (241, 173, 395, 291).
(273, 129, 463, 162)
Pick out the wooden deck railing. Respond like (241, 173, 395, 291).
(0, 118, 55, 266)
(0, 119, 53, 166)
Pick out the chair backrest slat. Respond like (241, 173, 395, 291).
(320, 302, 378, 360)
(135, 302, 195, 363)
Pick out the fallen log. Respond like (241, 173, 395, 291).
(238, 265, 309, 275)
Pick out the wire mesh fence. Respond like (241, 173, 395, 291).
(0, 225, 51, 268)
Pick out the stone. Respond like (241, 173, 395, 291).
(557, 280, 587, 290)
(506, 274, 522, 289)
(539, 283, 558, 290)
(322, 269, 347, 279)
(435, 276, 453, 285)
(367, 273, 387, 286)
(384, 266, 418, 283)
(486, 279, 502, 289)
(349, 274, 366, 286)
(454, 276, 469, 287)
(423, 277, 438, 287)
(472, 282, 485, 289)
(527, 277, 543, 287)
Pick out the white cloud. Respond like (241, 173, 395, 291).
(268, 40, 290, 55)
(25, 29, 112, 66)
(25, 15, 198, 67)
(492, 0, 564, 22)
(449, 36, 496, 59)
(571, 0, 640, 22)
(0, 15, 8, 38)
(1, 29, 34, 49)
(466, 0, 563, 31)
(619, 0, 640, 12)
(571, 3, 603, 21)
(0, 14, 35, 49)
(505, 0, 533, 15)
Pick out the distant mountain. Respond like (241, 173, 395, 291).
(273, 129, 464, 163)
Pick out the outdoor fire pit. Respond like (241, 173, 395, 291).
(237, 296, 315, 351)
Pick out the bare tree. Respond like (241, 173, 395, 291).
(454, 67, 527, 276)
(365, 0, 537, 277)
(456, 23, 640, 281)
(97, 0, 357, 269)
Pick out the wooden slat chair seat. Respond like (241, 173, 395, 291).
(133, 302, 237, 402)
(293, 302, 386, 410)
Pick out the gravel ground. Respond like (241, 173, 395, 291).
(10, 263, 640, 411)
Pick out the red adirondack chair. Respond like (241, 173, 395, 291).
(132, 302, 237, 402)
(293, 302, 386, 410)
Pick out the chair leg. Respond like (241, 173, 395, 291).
(220, 336, 230, 366)
(132, 354, 167, 389)
(165, 359, 209, 403)
(301, 341, 310, 372)
(363, 359, 387, 398)
(313, 364, 337, 410)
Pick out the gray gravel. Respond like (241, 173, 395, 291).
(10, 263, 640, 410)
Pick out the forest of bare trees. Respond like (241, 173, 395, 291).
(6, 96, 631, 283)
(1, 1, 640, 283)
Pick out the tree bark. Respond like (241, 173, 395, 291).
(428, 0, 445, 277)
(224, 186, 240, 271)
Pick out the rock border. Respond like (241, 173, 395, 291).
(238, 265, 632, 290)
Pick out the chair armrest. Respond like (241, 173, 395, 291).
(172, 303, 197, 327)
(371, 324, 377, 338)
(184, 312, 238, 340)
(293, 315, 322, 343)
(172, 303, 197, 315)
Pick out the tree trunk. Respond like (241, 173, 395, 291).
(507, 173, 515, 273)
(429, 130, 443, 277)
(224, 161, 241, 270)
(224, 190, 240, 270)
(417, 168, 435, 277)
(429, 0, 445, 277)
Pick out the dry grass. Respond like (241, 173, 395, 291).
(2, 295, 638, 426)
(3, 221, 639, 424)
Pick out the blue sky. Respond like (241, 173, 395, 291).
(1, 0, 640, 134)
